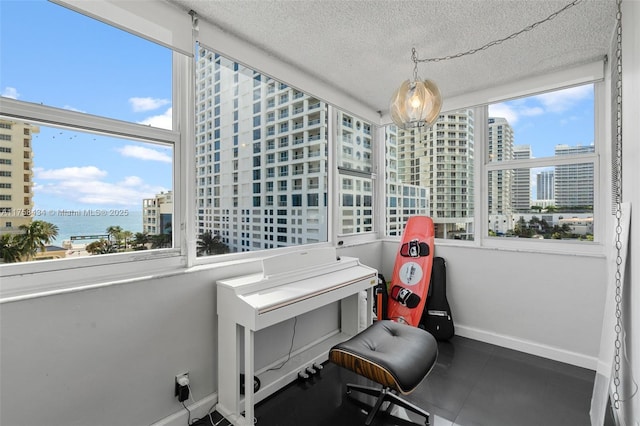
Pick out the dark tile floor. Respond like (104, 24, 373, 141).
(194, 336, 614, 426)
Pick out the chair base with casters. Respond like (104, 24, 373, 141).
(329, 320, 438, 426)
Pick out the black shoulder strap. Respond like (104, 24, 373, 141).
(374, 273, 388, 320)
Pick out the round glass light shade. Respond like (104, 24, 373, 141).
(390, 79, 442, 130)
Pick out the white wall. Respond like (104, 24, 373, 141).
(1, 268, 218, 426)
(0, 240, 607, 426)
(0, 256, 342, 426)
(382, 242, 607, 369)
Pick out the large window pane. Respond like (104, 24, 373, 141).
(0, 120, 173, 261)
(0, 1, 175, 265)
(488, 166, 594, 240)
(486, 83, 596, 242)
(195, 46, 328, 256)
(386, 110, 475, 240)
(337, 110, 374, 235)
(488, 85, 594, 162)
(0, 0, 172, 129)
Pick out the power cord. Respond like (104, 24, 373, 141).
(185, 384, 219, 426)
(264, 316, 297, 372)
(181, 400, 191, 425)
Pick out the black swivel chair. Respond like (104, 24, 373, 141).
(329, 320, 438, 425)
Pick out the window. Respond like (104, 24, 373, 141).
(194, 47, 328, 256)
(385, 109, 475, 239)
(486, 84, 597, 242)
(337, 111, 375, 235)
(1, 1, 172, 128)
(0, 0, 177, 272)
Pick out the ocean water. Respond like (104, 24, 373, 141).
(42, 210, 143, 244)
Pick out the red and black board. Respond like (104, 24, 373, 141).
(386, 216, 435, 326)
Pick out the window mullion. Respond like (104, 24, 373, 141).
(475, 105, 488, 246)
(485, 153, 598, 171)
(0, 97, 179, 146)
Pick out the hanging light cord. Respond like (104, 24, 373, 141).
(411, 48, 419, 80)
(415, 0, 582, 63)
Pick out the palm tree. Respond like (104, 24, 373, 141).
(131, 232, 150, 250)
(86, 239, 116, 255)
(40, 221, 60, 244)
(197, 231, 229, 256)
(150, 222, 172, 249)
(17, 220, 60, 260)
(106, 225, 123, 246)
(0, 234, 22, 263)
(150, 233, 171, 249)
(121, 230, 133, 250)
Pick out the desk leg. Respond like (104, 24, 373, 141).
(341, 293, 360, 336)
(365, 287, 373, 327)
(218, 318, 240, 417)
(244, 327, 255, 426)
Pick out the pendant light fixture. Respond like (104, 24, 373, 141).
(389, 0, 583, 130)
(389, 48, 442, 130)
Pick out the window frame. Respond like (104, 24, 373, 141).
(333, 106, 378, 240)
(0, 95, 185, 299)
(386, 61, 607, 255)
(472, 81, 605, 255)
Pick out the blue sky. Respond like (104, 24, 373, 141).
(1, 0, 594, 210)
(489, 84, 594, 200)
(0, 0, 173, 211)
(489, 85, 594, 158)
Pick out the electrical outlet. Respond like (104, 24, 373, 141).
(175, 372, 190, 402)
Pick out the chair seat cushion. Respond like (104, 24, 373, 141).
(329, 320, 438, 394)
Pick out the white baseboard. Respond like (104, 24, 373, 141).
(455, 325, 598, 370)
(151, 393, 218, 426)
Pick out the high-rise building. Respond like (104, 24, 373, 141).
(390, 110, 474, 239)
(486, 117, 514, 235)
(195, 49, 346, 252)
(487, 117, 514, 215)
(0, 119, 38, 235)
(536, 170, 555, 201)
(142, 191, 173, 235)
(336, 111, 374, 235)
(554, 144, 595, 208)
(385, 125, 430, 236)
(512, 145, 531, 212)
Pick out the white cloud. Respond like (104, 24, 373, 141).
(489, 85, 590, 125)
(34, 166, 168, 207)
(129, 97, 171, 112)
(120, 176, 144, 187)
(488, 104, 520, 125)
(116, 145, 172, 163)
(138, 107, 172, 130)
(35, 166, 108, 180)
(519, 106, 545, 117)
(533, 85, 592, 113)
(1, 87, 20, 99)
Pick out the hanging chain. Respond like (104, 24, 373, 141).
(411, 48, 419, 80)
(612, 0, 623, 411)
(415, 0, 582, 63)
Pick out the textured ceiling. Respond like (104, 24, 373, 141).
(167, 0, 616, 117)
